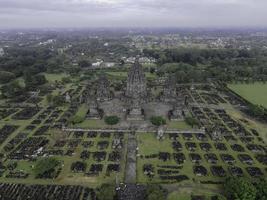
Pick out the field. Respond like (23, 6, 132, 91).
(43, 73, 69, 83)
(228, 83, 267, 108)
(136, 130, 266, 185)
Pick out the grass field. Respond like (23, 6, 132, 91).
(43, 73, 69, 83)
(228, 82, 267, 108)
(167, 121, 192, 130)
(75, 119, 107, 129)
(136, 131, 266, 184)
(167, 193, 191, 200)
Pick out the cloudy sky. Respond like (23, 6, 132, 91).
(0, 0, 266, 28)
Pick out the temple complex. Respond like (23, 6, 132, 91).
(82, 58, 188, 122)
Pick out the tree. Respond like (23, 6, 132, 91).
(150, 67, 156, 74)
(34, 157, 59, 177)
(104, 116, 120, 125)
(71, 115, 84, 124)
(150, 116, 166, 126)
(52, 95, 65, 106)
(78, 60, 91, 68)
(224, 177, 257, 200)
(61, 76, 72, 84)
(24, 73, 47, 90)
(46, 94, 65, 107)
(248, 104, 265, 117)
(0, 71, 16, 84)
(96, 184, 116, 200)
(145, 185, 166, 200)
(185, 116, 199, 128)
(255, 179, 267, 200)
(46, 94, 53, 104)
(1, 80, 24, 98)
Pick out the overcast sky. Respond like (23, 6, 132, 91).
(0, 0, 266, 28)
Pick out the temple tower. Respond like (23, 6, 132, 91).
(125, 59, 147, 99)
(96, 73, 111, 102)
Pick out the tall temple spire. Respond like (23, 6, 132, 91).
(96, 73, 111, 101)
(125, 58, 147, 99)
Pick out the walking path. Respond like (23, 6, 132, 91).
(62, 127, 205, 134)
(117, 132, 147, 200)
(125, 132, 137, 183)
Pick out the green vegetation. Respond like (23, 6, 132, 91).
(96, 184, 116, 200)
(75, 119, 106, 129)
(150, 116, 166, 126)
(167, 193, 191, 200)
(24, 73, 47, 90)
(167, 120, 192, 129)
(224, 177, 256, 200)
(33, 157, 60, 178)
(44, 73, 69, 83)
(255, 179, 267, 200)
(224, 177, 267, 200)
(248, 104, 266, 118)
(104, 115, 120, 125)
(71, 104, 88, 124)
(1, 80, 24, 98)
(146, 185, 166, 200)
(185, 116, 199, 128)
(0, 71, 16, 84)
(46, 94, 65, 107)
(228, 83, 267, 108)
(144, 48, 267, 82)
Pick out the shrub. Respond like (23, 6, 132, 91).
(224, 177, 257, 200)
(185, 116, 199, 128)
(0, 71, 16, 84)
(71, 115, 84, 124)
(34, 157, 59, 177)
(146, 185, 166, 200)
(104, 116, 120, 125)
(150, 116, 166, 126)
(96, 184, 116, 200)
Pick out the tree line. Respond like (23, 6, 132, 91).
(144, 48, 267, 83)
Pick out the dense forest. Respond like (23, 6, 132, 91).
(144, 48, 267, 82)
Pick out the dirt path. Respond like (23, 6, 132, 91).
(125, 132, 137, 183)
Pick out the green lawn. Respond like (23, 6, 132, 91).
(136, 131, 266, 184)
(76, 104, 88, 118)
(75, 119, 107, 129)
(43, 73, 69, 83)
(167, 121, 192, 130)
(228, 82, 267, 108)
(167, 193, 191, 200)
(0, 131, 127, 188)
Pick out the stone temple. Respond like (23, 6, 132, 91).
(82, 58, 189, 123)
(125, 59, 147, 100)
(125, 59, 147, 120)
(162, 74, 177, 102)
(96, 73, 111, 102)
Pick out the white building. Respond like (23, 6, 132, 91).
(103, 62, 115, 68)
(92, 60, 103, 67)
